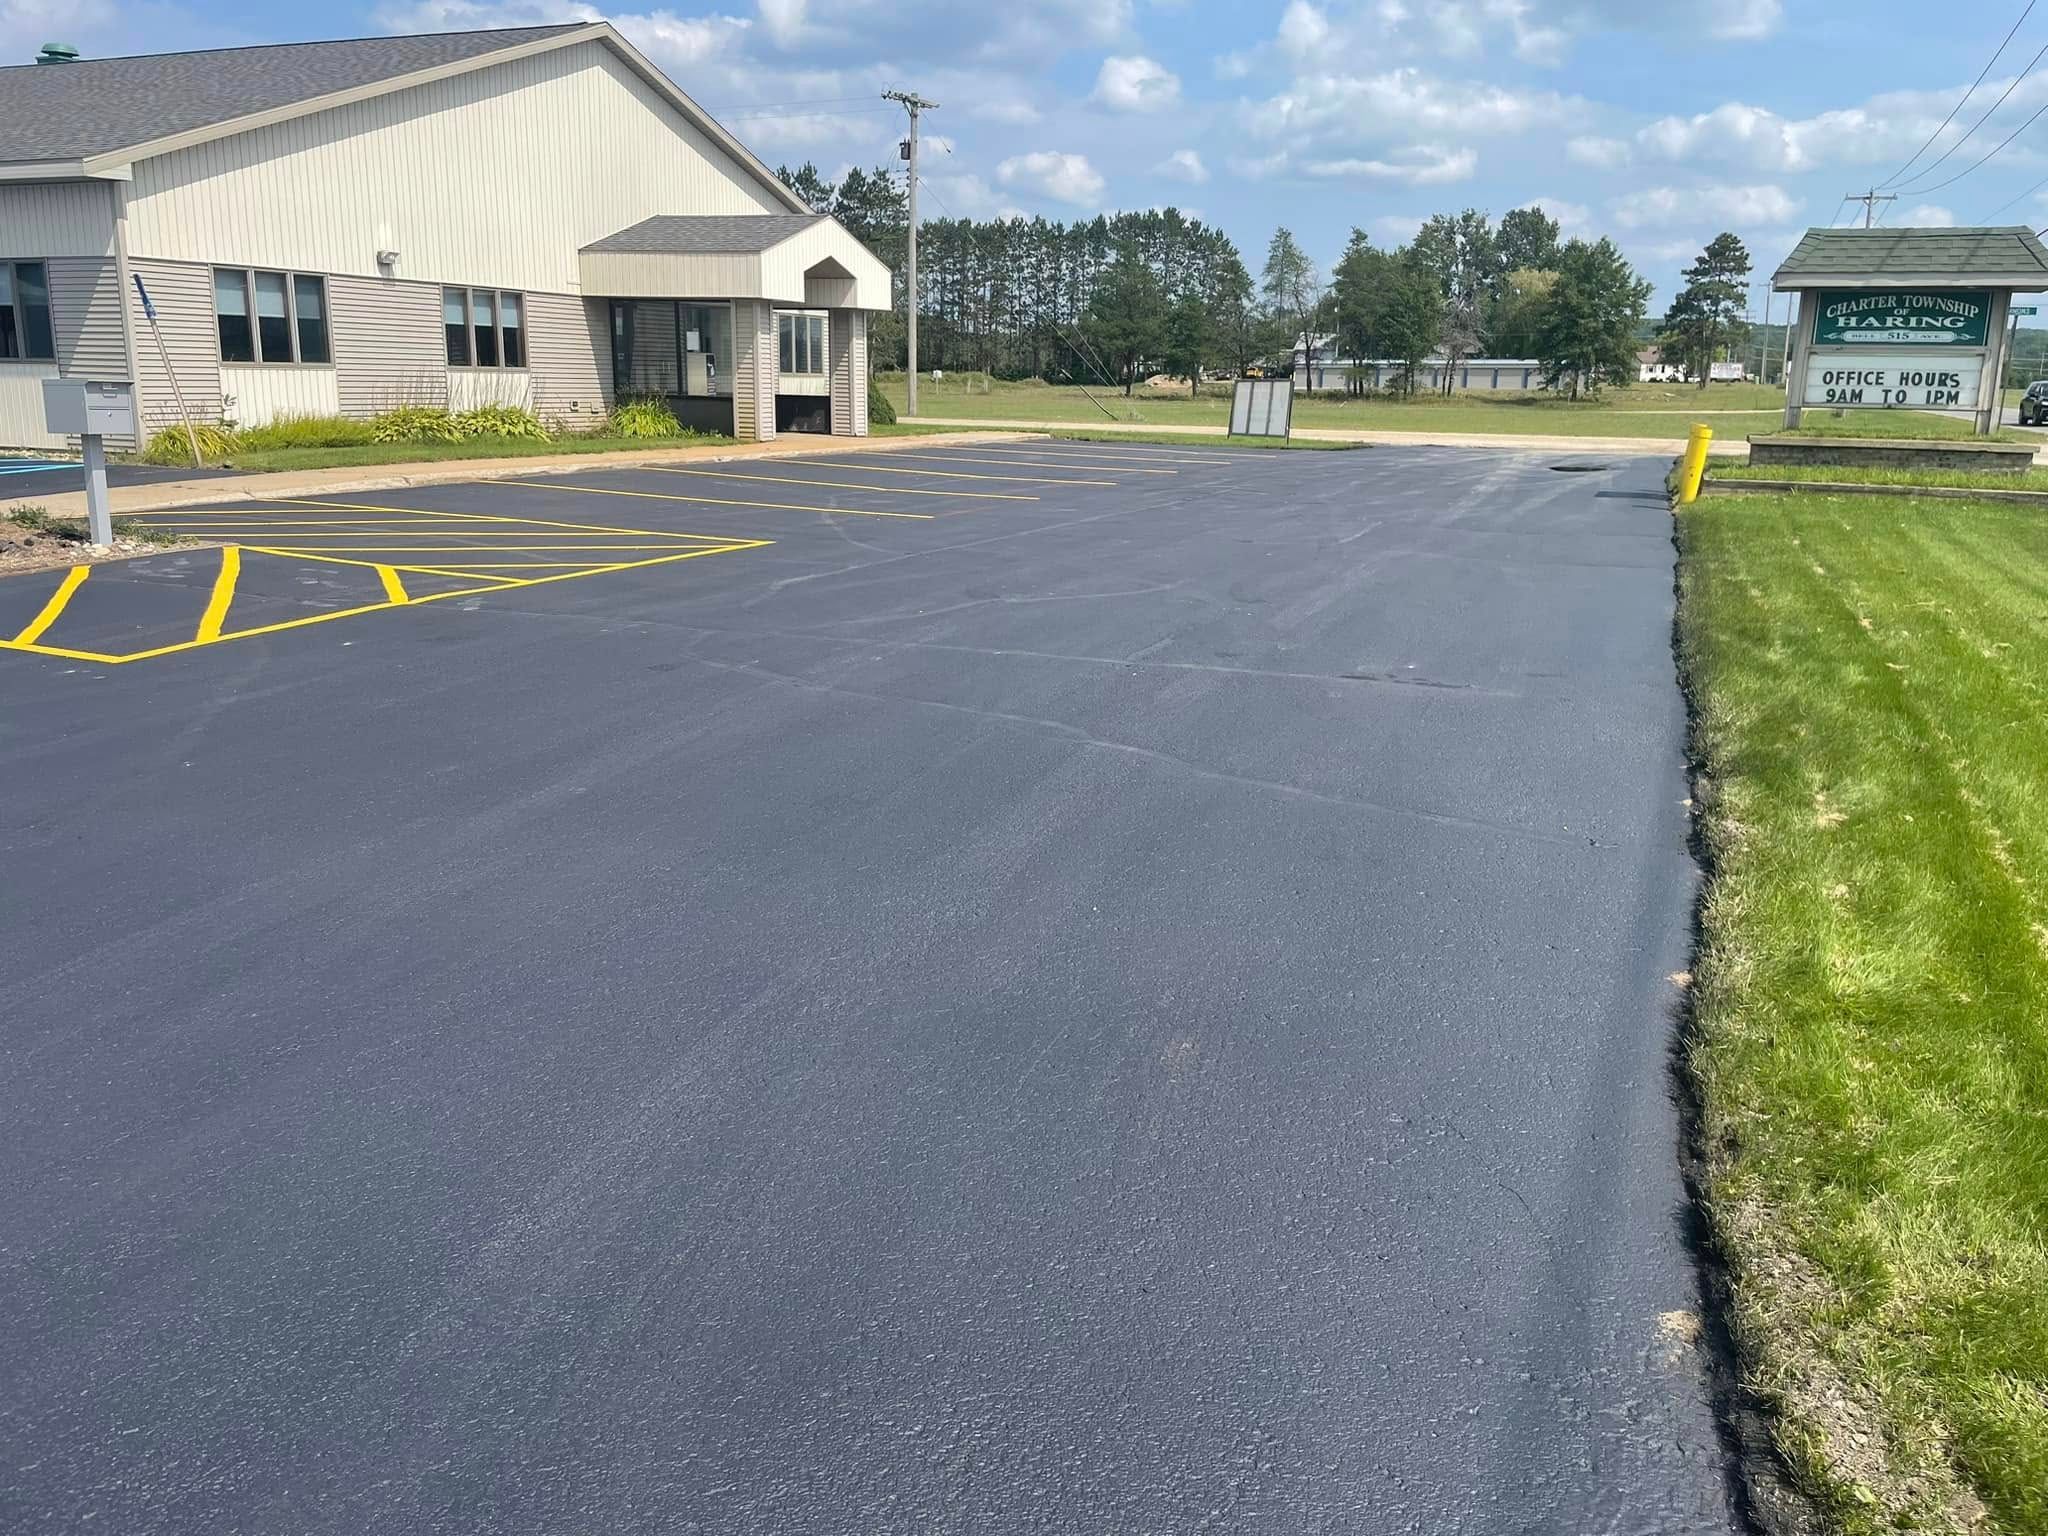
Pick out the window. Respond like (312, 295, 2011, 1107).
(0, 261, 55, 361)
(294, 275, 330, 364)
(444, 287, 526, 369)
(777, 311, 825, 376)
(213, 268, 328, 365)
(444, 289, 470, 366)
(214, 270, 253, 362)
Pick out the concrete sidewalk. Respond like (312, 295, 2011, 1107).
(17, 430, 1037, 519)
(901, 413, 1737, 458)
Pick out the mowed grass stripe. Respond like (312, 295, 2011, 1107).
(1678, 490, 2048, 1534)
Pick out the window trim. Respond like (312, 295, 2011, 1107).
(212, 266, 330, 367)
(0, 259, 58, 364)
(444, 286, 529, 371)
(775, 309, 828, 378)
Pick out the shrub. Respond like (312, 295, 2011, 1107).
(370, 406, 465, 444)
(606, 396, 682, 438)
(236, 415, 379, 451)
(866, 378, 897, 425)
(453, 403, 550, 441)
(141, 422, 240, 465)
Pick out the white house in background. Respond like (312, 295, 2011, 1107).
(0, 24, 892, 450)
(1292, 333, 1545, 392)
(1637, 347, 1749, 384)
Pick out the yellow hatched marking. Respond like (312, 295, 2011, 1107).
(493, 479, 935, 520)
(376, 565, 409, 605)
(0, 543, 765, 666)
(871, 450, 1177, 475)
(801, 457, 1114, 487)
(12, 565, 89, 645)
(639, 465, 1036, 502)
(195, 545, 240, 641)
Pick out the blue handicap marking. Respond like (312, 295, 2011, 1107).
(0, 459, 80, 477)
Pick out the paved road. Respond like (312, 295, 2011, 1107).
(0, 443, 1734, 1533)
(0, 455, 240, 503)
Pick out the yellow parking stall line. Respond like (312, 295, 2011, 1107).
(638, 464, 1037, 502)
(800, 457, 1114, 487)
(236, 547, 528, 587)
(493, 479, 935, 520)
(377, 565, 409, 605)
(163, 530, 720, 541)
(276, 497, 750, 542)
(1034, 445, 1242, 465)
(12, 565, 90, 645)
(195, 546, 240, 642)
(884, 450, 1178, 475)
(267, 544, 724, 554)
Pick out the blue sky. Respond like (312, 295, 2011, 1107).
(8, 0, 2048, 311)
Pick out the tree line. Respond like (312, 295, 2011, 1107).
(781, 160, 1743, 398)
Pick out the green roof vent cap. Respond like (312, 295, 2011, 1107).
(36, 42, 80, 64)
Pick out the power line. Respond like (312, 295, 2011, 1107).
(1879, 0, 2037, 188)
(1980, 164, 2048, 219)
(1897, 86, 2048, 196)
(1893, 35, 2048, 193)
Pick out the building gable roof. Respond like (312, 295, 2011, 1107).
(1773, 226, 2048, 288)
(0, 23, 809, 213)
(583, 215, 828, 254)
(0, 26, 581, 164)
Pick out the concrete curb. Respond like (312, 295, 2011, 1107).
(1703, 476, 2048, 506)
(21, 431, 1042, 518)
(901, 414, 1750, 458)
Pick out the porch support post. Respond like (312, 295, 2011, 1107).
(732, 299, 777, 443)
(829, 309, 867, 436)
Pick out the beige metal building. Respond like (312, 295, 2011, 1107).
(0, 23, 891, 450)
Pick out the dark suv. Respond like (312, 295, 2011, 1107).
(2020, 380, 2048, 425)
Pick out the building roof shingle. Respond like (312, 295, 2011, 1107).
(582, 214, 827, 254)
(1773, 226, 2048, 287)
(0, 25, 585, 164)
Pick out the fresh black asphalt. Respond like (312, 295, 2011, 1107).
(0, 441, 1734, 1533)
(0, 456, 240, 502)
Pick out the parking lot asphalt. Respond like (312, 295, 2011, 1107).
(0, 455, 241, 502)
(0, 441, 1733, 1533)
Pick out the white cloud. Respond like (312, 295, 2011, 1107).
(1093, 54, 1181, 112)
(1567, 135, 1630, 169)
(1301, 144, 1477, 185)
(1243, 67, 1579, 145)
(1520, 196, 1589, 231)
(1907, 204, 1956, 227)
(1157, 148, 1210, 183)
(1610, 183, 1800, 230)
(1371, 214, 1425, 244)
(756, 0, 804, 48)
(1708, 0, 1780, 40)
(1276, 0, 1330, 59)
(1226, 150, 1293, 179)
(997, 149, 1107, 204)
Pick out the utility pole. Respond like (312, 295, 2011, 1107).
(883, 90, 937, 417)
(1847, 187, 1897, 228)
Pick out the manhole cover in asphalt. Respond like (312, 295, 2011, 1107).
(1549, 462, 1613, 472)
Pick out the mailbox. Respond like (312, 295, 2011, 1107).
(42, 378, 136, 439)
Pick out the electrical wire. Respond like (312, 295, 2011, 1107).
(1880, 0, 2036, 188)
(1893, 34, 2048, 194)
(1896, 87, 2048, 196)
(1981, 165, 2048, 220)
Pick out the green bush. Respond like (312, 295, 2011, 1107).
(370, 406, 465, 444)
(606, 396, 682, 438)
(454, 403, 550, 441)
(140, 422, 240, 465)
(866, 378, 897, 425)
(236, 414, 379, 451)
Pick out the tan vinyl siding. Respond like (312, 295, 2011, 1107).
(731, 299, 775, 442)
(128, 258, 222, 432)
(525, 293, 609, 425)
(47, 257, 135, 445)
(329, 274, 446, 414)
(828, 305, 854, 436)
(0, 183, 116, 259)
(123, 41, 785, 294)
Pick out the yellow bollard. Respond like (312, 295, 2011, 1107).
(1677, 423, 1713, 505)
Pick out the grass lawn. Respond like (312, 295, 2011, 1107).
(1774, 412, 2024, 442)
(1679, 491, 2048, 1533)
(878, 375, 1785, 439)
(1711, 462, 2048, 491)
(130, 432, 739, 474)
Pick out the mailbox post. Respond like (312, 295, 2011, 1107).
(41, 379, 136, 550)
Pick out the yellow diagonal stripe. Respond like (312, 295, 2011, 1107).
(12, 564, 89, 645)
(493, 480, 935, 520)
(803, 457, 1113, 487)
(640, 465, 1035, 502)
(195, 545, 240, 642)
